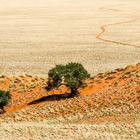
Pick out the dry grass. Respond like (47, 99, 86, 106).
(0, 122, 140, 140)
(0, 0, 140, 76)
(0, 0, 140, 139)
(0, 64, 139, 139)
(0, 63, 139, 122)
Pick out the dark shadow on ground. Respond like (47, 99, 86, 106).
(28, 93, 75, 105)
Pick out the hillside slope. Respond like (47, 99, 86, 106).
(0, 63, 139, 124)
(0, 63, 140, 140)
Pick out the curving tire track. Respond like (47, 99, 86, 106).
(96, 18, 140, 48)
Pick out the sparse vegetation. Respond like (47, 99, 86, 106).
(0, 63, 140, 139)
(46, 63, 90, 96)
(0, 90, 11, 113)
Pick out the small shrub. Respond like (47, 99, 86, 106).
(0, 90, 11, 113)
(46, 62, 90, 96)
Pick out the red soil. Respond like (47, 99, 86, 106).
(0, 63, 140, 123)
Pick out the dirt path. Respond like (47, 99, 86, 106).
(96, 18, 140, 48)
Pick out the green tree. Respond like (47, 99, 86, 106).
(46, 63, 90, 96)
(0, 90, 11, 113)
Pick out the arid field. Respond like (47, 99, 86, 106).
(0, 0, 140, 76)
(0, 0, 140, 140)
(0, 63, 140, 139)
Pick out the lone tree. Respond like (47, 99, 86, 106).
(0, 90, 11, 113)
(46, 62, 90, 96)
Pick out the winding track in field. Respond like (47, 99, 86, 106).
(96, 18, 140, 48)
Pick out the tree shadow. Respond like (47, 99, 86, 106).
(28, 93, 75, 105)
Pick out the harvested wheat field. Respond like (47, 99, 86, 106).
(0, 0, 140, 140)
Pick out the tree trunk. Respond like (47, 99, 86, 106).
(0, 106, 5, 113)
(70, 88, 79, 97)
